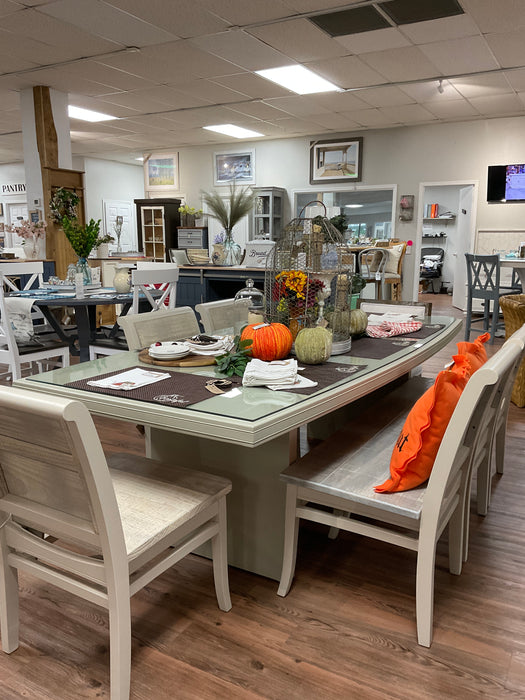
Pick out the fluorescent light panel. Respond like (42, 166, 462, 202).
(346, 204, 363, 208)
(255, 65, 341, 95)
(203, 124, 263, 138)
(68, 105, 117, 122)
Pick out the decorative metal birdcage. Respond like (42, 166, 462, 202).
(264, 202, 356, 352)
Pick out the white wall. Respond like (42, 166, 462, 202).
(170, 115, 525, 298)
(75, 157, 144, 224)
(0, 162, 27, 241)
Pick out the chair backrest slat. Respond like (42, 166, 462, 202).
(118, 306, 200, 350)
(131, 264, 179, 313)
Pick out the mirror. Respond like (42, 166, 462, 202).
(294, 187, 396, 243)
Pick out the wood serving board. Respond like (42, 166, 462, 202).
(138, 349, 216, 367)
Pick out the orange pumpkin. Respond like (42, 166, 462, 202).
(240, 322, 293, 361)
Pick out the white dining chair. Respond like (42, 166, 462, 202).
(0, 272, 70, 381)
(118, 306, 201, 351)
(0, 385, 232, 700)
(196, 298, 251, 335)
(277, 333, 525, 647)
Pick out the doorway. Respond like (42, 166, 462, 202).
(414, 181, 478, 310)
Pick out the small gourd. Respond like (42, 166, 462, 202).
(294, 327, 333, 364)
(350, 308, 368, 337)
(240, 322, 293, 361)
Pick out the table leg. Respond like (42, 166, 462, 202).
(38, 306, 79, 357)
(74, 305, 96, 362)
(145, 427, 292, 581)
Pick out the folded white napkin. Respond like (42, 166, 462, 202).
(243, 358, 298, 387)
(267, 374, 318, 391)
(87, 368, 171, 391)
(185, 335, 235, 356)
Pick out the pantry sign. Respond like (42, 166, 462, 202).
(1, 183, 26, 195)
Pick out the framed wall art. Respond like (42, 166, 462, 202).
(309, 137, 363, 185)
(144, 152, 179, 191)
(214, 149, 255, 185)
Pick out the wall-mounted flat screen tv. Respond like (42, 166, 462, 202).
(487, 164, 525, 202)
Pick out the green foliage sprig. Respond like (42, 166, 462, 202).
(62, 216, 101, 258)
(215, 335, 253, 377)
(201, 182, 255, 235)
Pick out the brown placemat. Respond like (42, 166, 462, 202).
(350, 323, 445, 359)
(291, 362, 368, 394)
(66, 367, 242, 407)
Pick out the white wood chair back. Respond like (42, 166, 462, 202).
(357, 300, 431, 318)
(196, 298, 251, 335)
(0, 272, 69, 381)
(131, 264, 179, 313)
(278, 330, 525, 647)
(118, 306, 200, 350)
(0, 261, 44, 291)
(0, 385, 232, 699)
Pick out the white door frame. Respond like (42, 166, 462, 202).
(413, 180, 479, 301)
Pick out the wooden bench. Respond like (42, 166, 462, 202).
(278, 331, 525, 646)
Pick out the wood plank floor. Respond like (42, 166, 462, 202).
(1, 294, 525, 699)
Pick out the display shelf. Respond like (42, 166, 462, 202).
(423, 216, 455, 223)
(252, 187, 286, 241)
(135, 198, 181, 262)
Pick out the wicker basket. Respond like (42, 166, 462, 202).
(500, 294, 525, 407)
(186, 248, 209, 265)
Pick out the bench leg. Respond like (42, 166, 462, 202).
(277, 485, 300, 597)
(415, 539, 437, 647)
(212, 497, 232, 612)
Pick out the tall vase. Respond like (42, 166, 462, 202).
(75, 257, 92, 285)
(223, 231, 242, 266)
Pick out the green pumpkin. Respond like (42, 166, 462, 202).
(350, 308, 368, 336)
(294, 327, 333, 364)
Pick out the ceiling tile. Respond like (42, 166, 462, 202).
(249, 18, 348, 62)
(0, 8, 120, 57)
(379, 0, 464, 26)
(99, 41, 241, 83)
(450, 73, 514, 98)
(460, 0, 525, 33)
(0, 109, 21, 131)
(162, 80, 249, 105)
(485, 30, 525, 69)
(0, 1, 22, 17)
(307, 112, 362, 130)
(335, 27, 411, 54)
(306, 55, 388, 89)
(309, 6, 390, 37)
(0, 89, 19, 110)
(104, 0, 229, 38)
(39, 0, 178, 46)
(400, 12, 481, 43)
(400, 79, 462, 102)
(419, 36, 500, 76)
(308, 91, 371, 111)
(360, 46, 443, 82)
(341, 108, 403, 128)
(504, 68, 525, 92)
(468, 93, 524, 115)
(263, 95, 332, 117)
(211, 73, 292, 99)
(4, 67, 122, 97)
(61, 61, 157, 92)
(227, 101, 290, 120)
(283, 0, 363, 11)
(356, 85, 415, 107)
(67, 94, 142, 117)
(199, 0, 293, 24)
(422, 98, 480, 119)
(95, 90, 186, 113)
(0, 28, 73, 67)
(190, 30, 288, 71)
(374, 103, 437, 124)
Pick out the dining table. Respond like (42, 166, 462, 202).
(14, 314, 462, 580)
(500, 256, 525, 288)
(6, 287, 161, 362)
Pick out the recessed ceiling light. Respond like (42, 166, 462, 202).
(255, 65, 341, 95)
(68, 105, 117, 122)
(203, 124, 264, 138)
(135, 157, 144, 161)
(346, 204, 363, 208)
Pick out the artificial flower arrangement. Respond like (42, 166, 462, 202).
(50, 187, 80, 224)
(61, 216, 102, 258)
(178, 204, 203, 218)
(273, 269, 325, 325)
(7, 219, 46, 243)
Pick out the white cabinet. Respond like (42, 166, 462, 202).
(252, 187, 286, 241)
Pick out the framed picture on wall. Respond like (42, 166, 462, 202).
(214, 149, 255, 185)
(309, 137, 363, 184)
(144, 152, 179, 191)
(0, 203, 3, 216)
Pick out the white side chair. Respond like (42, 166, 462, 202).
(196, 298, 251, 335)
(0, 272, 70, 381)
(277, 335, 525, 647)
(0, 385, 232, 699)
(358, 248, 387, 300)
(118, 306, 201, 351)
(89, 263, 180, 359)
(0, 261, 52, 333)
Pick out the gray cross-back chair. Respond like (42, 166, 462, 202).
(277, 332, 525, 647)
(464, 253, 515, 344)
(358, 247, 387, 300)
(0, 385, 232, 699)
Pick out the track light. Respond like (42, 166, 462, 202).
(437, 79, 444, 94)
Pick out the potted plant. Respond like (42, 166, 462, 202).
(201, 182, 255, 265)
(178, 203, 203, 228)
(94, 232, 115, 258)
(61, 216, 101, 283)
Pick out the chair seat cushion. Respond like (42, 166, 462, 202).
(108, 453, 231, 560)
(375, 355, 471, 493)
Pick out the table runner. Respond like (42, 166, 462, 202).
(350, 323, 444, 360)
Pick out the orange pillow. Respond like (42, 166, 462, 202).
(455, 332, 490, 373)
(375, 355, 471, 493)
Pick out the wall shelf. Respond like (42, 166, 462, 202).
(423, 216, 455, 224)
